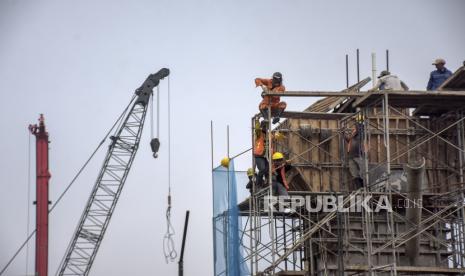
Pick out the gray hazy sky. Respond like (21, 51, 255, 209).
(1, 0, 465, 275)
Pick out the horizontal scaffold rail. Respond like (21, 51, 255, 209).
(266, 90, 465, 98)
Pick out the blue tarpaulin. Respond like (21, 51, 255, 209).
(212, 160, 249, 276)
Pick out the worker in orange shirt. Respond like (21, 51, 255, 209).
(255, 72, 287, 124)
(254, 120, 269, 188)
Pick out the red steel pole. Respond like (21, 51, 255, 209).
(29, 114, 51, 276)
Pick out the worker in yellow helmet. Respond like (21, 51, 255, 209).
(245, 168, 256, 194)
(271, 152, 291, 196)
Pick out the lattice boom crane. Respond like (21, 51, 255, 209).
(57, 68, 170, 276)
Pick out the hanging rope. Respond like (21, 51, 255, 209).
(163, 75, 177, 263)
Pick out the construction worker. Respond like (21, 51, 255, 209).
(254, 120, 269, 188)
(427, 58, 452, 90)
(368, 70, 409, 92)
(246, 168, 255, 194)
(255, 72, 287, 124)
(344, 117, 365, 190)
(271, 152, 291, 196)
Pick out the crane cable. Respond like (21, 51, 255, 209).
(150, 86, 161, 141)
(163, 75, 177, 263)
(0, 95, 136, 276)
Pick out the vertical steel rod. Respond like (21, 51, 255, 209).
(386, 49, 390, 72)
(226, 125, 230, 276)
(372, 53, 377, 88)
(267, 104, 276, 272)
(384, 95, 398, 275)
(346, 54, 349, 88)
(210, 121, 217, 276)
(357, 49, 360, 83)
(362, 108, 374, 276)
(250, 117, 255, 275)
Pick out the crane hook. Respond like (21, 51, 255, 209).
(150, 138, 160, 158)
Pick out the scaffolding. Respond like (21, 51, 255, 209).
(231, 68, 465, 275)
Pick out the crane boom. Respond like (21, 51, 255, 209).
(58, 69, 170, 276)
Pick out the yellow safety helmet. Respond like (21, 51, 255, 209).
(247, 168, 255, 177)
(272, 152, 284, 160)
(220, 157, 230, 168)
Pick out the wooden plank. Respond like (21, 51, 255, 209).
(281, 111, 349, 120)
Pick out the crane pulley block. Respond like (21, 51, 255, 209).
(150, 138, 161, 158)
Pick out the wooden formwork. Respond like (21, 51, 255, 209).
(277, 108, 463, 193)
(276, 115, 343, 192)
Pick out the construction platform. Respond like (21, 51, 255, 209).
(226, 66, 465, 275)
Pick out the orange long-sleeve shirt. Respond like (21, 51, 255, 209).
(255, 78, 285, 104)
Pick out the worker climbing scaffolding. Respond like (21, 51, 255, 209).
(255, 72, 287, 124)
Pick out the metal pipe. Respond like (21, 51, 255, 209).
(346, 54, 349, 88)
(361, 108, 374, 276)
(457, 112, 465, 266)
(250, 116, 255, 275)
(210, 121, 217, 276)
(267, 104, 276, 273)
(178, 210, 190, 276)
(405, 158, 425, 266)
(269, 91, 365, 97)
(226, 125, 230, 276)
(384, 94, 398, 275)
(357, 49, 360, 83)
(372, 53, 377, 88)
(266, 90, 465, 97)
(386, 49, 390, 72)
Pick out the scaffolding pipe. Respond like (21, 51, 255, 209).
(250, 116, 256, 275)
(386, 49, 390, 72)
(267, 104, 276, 273)
(372, 53, 377, 88)
(346, 54, 349, 88)
(383, 92, 398, 275)
(361, 108, 374, 276)
(404, 157, 425, 266)
(357, 49, 360, 83)
(457, 111, 465, 266)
